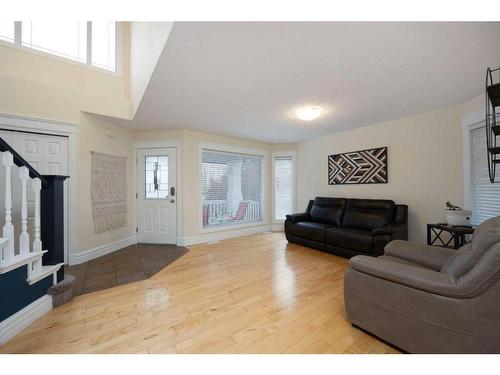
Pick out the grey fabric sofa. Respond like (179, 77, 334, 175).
(344, 216, 500, 353)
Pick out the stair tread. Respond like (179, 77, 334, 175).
(488, 83, 500, 107)
(0, 250, 47, 274)
(492, 126, 500, 136)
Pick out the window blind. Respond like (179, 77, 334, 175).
(471, 125, 500, 225)
(274, 156, 293, 220)
(201, 149, 263, 228)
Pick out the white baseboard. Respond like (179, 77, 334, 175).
(178, 225, 272, 246)
(0, 295, 52, 346)
(272, 223, 284, 232)
(69, 236, 137, 265)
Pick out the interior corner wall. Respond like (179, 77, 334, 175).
(296, 104, 466, 244)
(134, 129, 298, 243)
(75, 114, 136, 256)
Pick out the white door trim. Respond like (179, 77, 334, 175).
(134, 140, 182, 245)
(0, 113, 77, 265)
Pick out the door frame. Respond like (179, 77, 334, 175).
(0, 113, 77, 264)
(134, 140, 182, 245)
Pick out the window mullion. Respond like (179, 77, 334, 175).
(86, 21, 92, 65)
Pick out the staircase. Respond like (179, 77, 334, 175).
(486, 66, 500, 182)
(0, 137, 66, 345)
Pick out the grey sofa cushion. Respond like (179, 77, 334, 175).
(471, 216, 500, 252)
(442, 216, 500, 277)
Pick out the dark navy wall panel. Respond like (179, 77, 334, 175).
(0, 266, 52, 322)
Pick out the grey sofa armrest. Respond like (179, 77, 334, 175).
(384, 240, 456, 271)
(349, 255, 462, 297)
(286, 212, 311, 223)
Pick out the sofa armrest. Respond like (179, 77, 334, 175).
(371, 227, 392, 236)
(384, 240, 455, 271)
(286, 212, 311, 223)
(349, 255, 460, 297)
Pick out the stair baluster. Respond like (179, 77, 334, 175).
(32, 178, 42, 253)
(2, 152, 14, 263)
(19, 166, 30, 256)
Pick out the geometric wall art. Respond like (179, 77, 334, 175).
(328, 147, 388, 185)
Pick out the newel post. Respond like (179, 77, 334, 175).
(41, 175, 69, 282)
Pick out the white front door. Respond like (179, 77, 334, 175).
(137, 148, 177, 244)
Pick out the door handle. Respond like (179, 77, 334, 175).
(170, 186, 176, 196)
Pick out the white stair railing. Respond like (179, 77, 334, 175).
(32, 178, 42, 253)
(19, 166, 30, 256)
(2, 151, 14, 265)
(0, 149, 62, 287)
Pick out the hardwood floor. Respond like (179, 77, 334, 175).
(0, 233, 398, 354)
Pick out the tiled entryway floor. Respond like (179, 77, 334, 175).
(66, 244, 189, 296)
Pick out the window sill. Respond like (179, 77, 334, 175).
(200, 220, 267, 234)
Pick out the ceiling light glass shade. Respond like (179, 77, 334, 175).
(295, 106, 324, 121)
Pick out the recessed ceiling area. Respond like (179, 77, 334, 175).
(110, 22, 500, 143)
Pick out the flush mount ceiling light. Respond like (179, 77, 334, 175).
(295, 105, 324, 121)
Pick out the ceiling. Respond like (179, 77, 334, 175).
(111, 22, 500, 143)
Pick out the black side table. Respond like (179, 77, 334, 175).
(427, 223, 475, 250)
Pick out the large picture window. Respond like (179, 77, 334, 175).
(0, 21, 119, 72)
(202, 149, 263, 228)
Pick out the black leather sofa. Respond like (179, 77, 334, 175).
(285, 197, 408, 258)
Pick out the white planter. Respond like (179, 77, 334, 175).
(445, 209, 472, 226)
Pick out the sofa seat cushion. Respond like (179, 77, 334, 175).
(292, 222, 332, 242)
(326, 227, 373, 253)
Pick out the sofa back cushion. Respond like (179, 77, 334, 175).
(309, 197, 347, 226)
(441, 216, 500, 277)
(342, 199, 395, 231)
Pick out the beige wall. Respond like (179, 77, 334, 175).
(296, 103, 472, 244)
(0, 28, 135, 256)
(0, 25, 132, 123)
(76, 114, 136, 252)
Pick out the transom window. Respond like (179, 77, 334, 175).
(201, 149, 264, 228)
(145, 155, 169, 199)
(0, 21, 118, 72)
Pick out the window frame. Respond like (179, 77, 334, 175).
(272, 151, 296, 224)
(0, 21, 122, 76)
(199, 142, 268, 233)
(462, 109, 486, 222)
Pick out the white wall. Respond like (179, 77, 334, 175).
(296, 103, 478, 244)
(129, 22, 174, 115)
